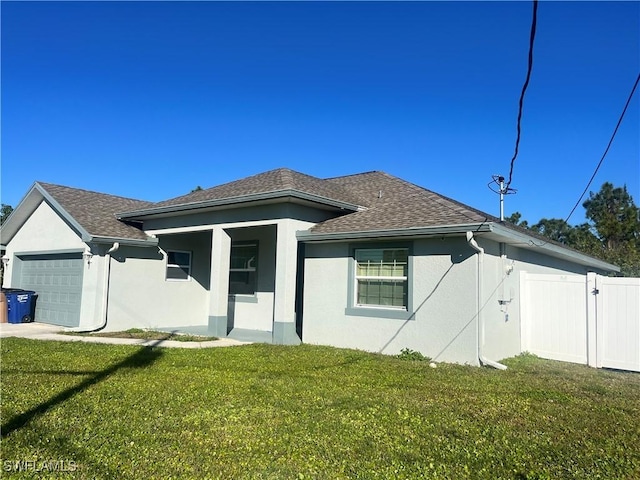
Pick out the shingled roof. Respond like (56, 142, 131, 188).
(310, 171, 496, 234)
(1, 170, 616, 272)
(153, 168, 364, 209)
(38, 182, 153, 242)
(32, 170, 534, 240)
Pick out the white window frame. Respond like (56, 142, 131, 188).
(354, 247, 408, 310)
(165, 250, 192, 282)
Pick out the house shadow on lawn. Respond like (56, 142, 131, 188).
(1, 339, 165, 439)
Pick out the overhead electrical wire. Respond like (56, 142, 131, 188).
(505, 0, 539, 190)
(563, 72, 640, 224)
(524, 72, 640, 249)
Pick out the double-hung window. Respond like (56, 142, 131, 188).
(355, 248, 408, 309)
(229, 243, 258, 295)
(166, 250, 192, 281)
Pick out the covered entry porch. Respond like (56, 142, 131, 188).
(151, 218, 307, 344)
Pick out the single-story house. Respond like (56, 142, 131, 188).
(0, 168, 618, 366)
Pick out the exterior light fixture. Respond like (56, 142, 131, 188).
(83, 249, 94, 265)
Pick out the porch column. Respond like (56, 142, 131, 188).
(208, 227, 231, 337)
(272, 219, 301, 345)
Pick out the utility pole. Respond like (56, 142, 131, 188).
(499, 176, 505, 221)
(488, 175, 516, 221)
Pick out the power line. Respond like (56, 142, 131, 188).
(523, 72, 640, 250)
(505, 0, 539, 190)
(563, 72, 640, 224)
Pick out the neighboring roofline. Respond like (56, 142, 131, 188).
(0, 182, 157, 247)
(297, 221, 620, 273)
(117, 189, 363, 219)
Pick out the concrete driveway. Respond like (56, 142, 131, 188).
(0, 321, 63, 338)
(0, 322, 249, 348)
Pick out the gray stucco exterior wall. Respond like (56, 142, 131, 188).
(301, 234, 611, 365)
(104, 231, 212, 332)
(302, 237, 481, 364)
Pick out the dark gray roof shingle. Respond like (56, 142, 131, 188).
(36, 169, 501, 241)
(154, 168, 364, 209)
(38, 182, 153, 241)
(119, 168, 498, 234)
(310, 171, 496, 234)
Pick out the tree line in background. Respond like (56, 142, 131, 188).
(0, 204, 12, 225)
(0, 204, 14, 284)
(506, 182, 640, 277)
(1, 182, 639, 276)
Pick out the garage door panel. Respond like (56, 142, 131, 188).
(15, 253, 84, 327)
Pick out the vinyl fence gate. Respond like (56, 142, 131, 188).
(521, 272, 640, 372)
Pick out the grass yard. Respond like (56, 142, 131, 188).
(1, 339, 639, 479)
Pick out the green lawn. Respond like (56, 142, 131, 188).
(1, 339, 639, 479)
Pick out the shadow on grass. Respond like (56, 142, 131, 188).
(1, 339, 165, 439)
(64, 329, 217, 342)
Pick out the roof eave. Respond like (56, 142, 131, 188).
(88, 235, 159, 247)
(487, 223, 620, 272)
(118, 190, 363, 219)
(297, 223, 492, 242)
(298, 221, 620, 273)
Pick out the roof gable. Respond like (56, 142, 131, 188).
(37, 183, 154, 242)
(1, 182, 155, 245)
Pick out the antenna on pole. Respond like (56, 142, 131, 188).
(488, 175, 517, 221)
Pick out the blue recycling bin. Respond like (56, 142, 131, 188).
(5, 290, 37, 324)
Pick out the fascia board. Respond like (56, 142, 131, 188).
(117, 190, 362, 219)
(89, 236, 159, 247)
(297, 223, 492, 242)
(0, 184, 42, 245)
(298, 221, 620, 272)
(488, 223, 620, 272)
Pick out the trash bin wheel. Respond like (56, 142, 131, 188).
(22, 315, 32, 323)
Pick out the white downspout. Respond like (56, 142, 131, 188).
(65, 242, 120, 333)
(466, 232, 507, 370)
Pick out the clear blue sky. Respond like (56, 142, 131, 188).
(2, 1, 638, 225)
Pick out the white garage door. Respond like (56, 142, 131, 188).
(14, 253, 84, 327)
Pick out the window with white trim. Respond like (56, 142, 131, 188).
(166, 250, 192, 281)
(229, 242, 258, 295)
(355, 248, 408, 308)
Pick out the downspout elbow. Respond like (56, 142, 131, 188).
(466, 231, 507, 370)
(466, 231, 483, 254)
(64, 242, 119, 333)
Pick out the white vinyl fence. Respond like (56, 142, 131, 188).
(521, 272, 640, 372)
